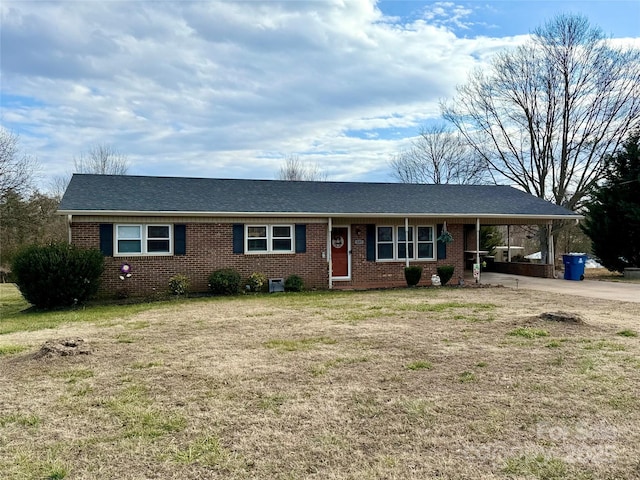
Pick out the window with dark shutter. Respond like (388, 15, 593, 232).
(366, 224, 376, 261)
(174, 224, 186, 255)
(232, 224, 244, 254)
(99, 223, 114, 256)
(295, 224, 306, 253)
(437, 223, 447, 259)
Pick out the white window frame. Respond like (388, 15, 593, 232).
(376, 226, 395, 260)
(375, 224, 436, 261)
(245, 224, 294, 254)
(416, 225, 436, 261)
(115, 224, 173, 256)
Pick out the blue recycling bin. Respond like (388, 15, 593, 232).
(563, 254, 587, 281)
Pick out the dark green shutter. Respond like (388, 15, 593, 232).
(295, 224, 306, 253)
(99, 223, 113, 256)
(366, 224, 376, 261)
(232, 224, 244, 254)
(174, 224, 186, 255)
(437, 223, 447, 259)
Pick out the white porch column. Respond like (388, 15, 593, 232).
(328, 217, 333, 289)
(548, 221, 555, 278)
(507, 225, 511, 262)
(476, 217, 481, 284)
(405, 217, 410, 268)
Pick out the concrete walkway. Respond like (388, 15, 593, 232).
(478, 272, 640, 303)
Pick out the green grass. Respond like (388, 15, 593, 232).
(0, 284, 173, 335)
(617, 329, 638, 338)
(310, 356, 368, 376)
(503, 454, 568, 479)
(104, 383, 187, 438)
(0, 344, 28, 355)
(0, 412, 41, 427)
(405, 360, 433, 371)
(458, 371, 476, 383)
(264, 336, 337, 352)
(130, 361, 163, 369)
(54, 368, 94, 384)
(399, 301, 496, 313)
(508, 327, 549, 339)
(171, 434, 246, 470)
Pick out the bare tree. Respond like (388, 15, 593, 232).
(277, 155, 328, 181)
(442, 14, 640, 211)
(74, 144, 130, 175)
(442, 14, 640, 262)
(0, 128, 38, 199)
(390, 123, 488, 184)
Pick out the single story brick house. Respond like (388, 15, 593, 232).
(58, 174, 581, 296)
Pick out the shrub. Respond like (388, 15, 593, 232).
(436, 265, 455, 285)
(208, 268, 242, 295)
(246, 272, 268, 293)
(11, 243, 104, 309)
(284, 274, 304, 292)
(404, 266, 423, 287)
(168, 274, 190, 296)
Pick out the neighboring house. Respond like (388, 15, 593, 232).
(58, 174, 581, 296)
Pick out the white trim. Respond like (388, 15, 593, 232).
(58, 209, 583, 220)
(244, 224, 295, 254)
(114, 224, 173, 256)
(375, 224, 436, 262)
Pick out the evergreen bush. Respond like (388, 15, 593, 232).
(168, 274, 190, 296)
(404, 266, 423, 286)
(246, 272, 268, 293)
(208, 268, 242, 295)
(11, 243, 104, 309)
(437, 265, 455, 285)
(284, 274, 305, 292)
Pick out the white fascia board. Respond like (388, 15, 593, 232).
(58, 210, 583, 220)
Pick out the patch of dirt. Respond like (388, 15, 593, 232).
(540, 311, 586, 324)
(32, 337, 92, 359)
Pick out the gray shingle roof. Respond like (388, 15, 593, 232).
(58, 174, 580, 219)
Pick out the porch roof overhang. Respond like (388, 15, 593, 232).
(58, 209, 583, 224)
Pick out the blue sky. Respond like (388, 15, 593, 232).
(1, 0, 638, 190)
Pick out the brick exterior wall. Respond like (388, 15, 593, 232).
(71, 220, 467, 297)
(334, 223, 465, 289)
(72, 222, 329, 297)
(492, 261, 554, 278)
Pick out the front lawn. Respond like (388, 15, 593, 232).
(1, 284, 638, 479)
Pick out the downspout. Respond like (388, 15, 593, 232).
(476, 217, 481, 284)
(67, 215, 73, 244)
(328, 217, 333, 289)
(405, 217, 409, 268)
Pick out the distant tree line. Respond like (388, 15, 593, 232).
(0, 128, 130, 276)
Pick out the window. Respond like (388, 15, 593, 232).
(417, 226, 435, 259)
(377, 226, 394, 260)
(376, 225, 435, 261)
(246, 225, 294, 253)
(115, 224, 172, 255)
(397, 226, 414, 259)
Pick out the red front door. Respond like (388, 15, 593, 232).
(331, 227, 349, 277)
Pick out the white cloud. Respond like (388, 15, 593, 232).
(1, 0, 534, 189)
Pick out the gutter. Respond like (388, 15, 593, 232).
(57, 210, 583, 221)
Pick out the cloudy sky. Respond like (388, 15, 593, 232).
(1, 0, 639, 190)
